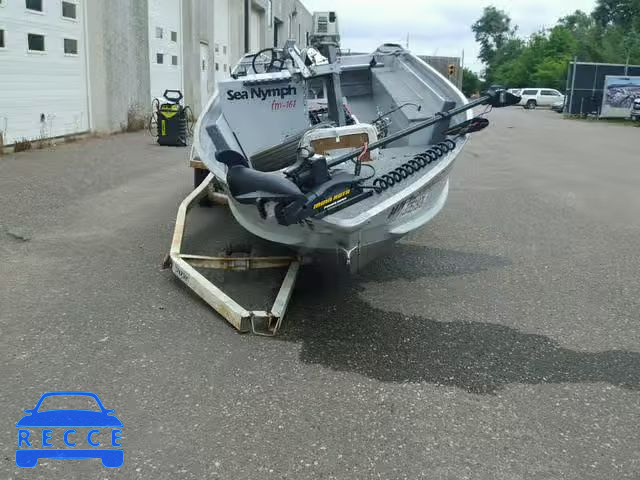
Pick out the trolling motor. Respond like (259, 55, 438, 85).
(217, 89, 520, 226)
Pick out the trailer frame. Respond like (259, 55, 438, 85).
(165, 171, 301, 336)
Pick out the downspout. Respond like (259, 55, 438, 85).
(83, 0, 93, 132)
(179, 0, 185, 98)
(244, 0, 250, 53)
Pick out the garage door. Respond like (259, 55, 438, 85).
(249, 5, 264, 54)
(148, 0, 183, 101)
(213, 0, 230, 81)
(0, 0, 89, 144)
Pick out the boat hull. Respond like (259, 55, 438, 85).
(226, 161, 454, 272)
(191, 45, 470, 271)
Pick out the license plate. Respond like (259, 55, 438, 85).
(387, 188, 432, 221)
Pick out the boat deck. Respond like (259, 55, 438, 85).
(326, 144, 460, 222)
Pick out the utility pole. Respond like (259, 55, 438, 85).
(461, 49, 465, 89)
(625, 53, 630, 75)
(568, 56, 578, 116)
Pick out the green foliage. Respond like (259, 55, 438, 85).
(471, 6, 517, 65)
(532, 58, 569, 90)
(593, 0, 640, 30)
(472, 1, 640, 89)
(462, 68, 482, 97)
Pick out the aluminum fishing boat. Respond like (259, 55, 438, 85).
(191, 13, 518, 272)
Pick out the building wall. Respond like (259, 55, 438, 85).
(294, 0, 313, 46)
(249, 1, 267, 52)
(89, 0, 311, 126)
(0, 0, 92, 144)
(181, 0, 310, 116)
(148, 0, 184, 101)
(3, 0, 313, 141)
(181, 0, 216, 116)
(227, 0, 245, 68)
(269, 0, 312, 48)
(86, 0, 150, 133)
(418, 55, 463, 90)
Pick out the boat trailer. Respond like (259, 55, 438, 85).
(164, 171, 301, 336)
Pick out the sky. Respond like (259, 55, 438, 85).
(302, 0, 597, 73)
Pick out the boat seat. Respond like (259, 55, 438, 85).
(215, 150, 304, 204)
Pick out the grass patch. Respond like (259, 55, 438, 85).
(36, 137, 53, 149)
(14, 138, 33, 152)
(124, 104, 147, 132)
(565, 115, 640, 127)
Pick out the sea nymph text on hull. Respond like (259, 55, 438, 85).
(226, 86, 298, 102)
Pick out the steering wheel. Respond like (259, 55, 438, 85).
(251, 48, 286, 74)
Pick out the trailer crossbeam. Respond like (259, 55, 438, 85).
(166, 173, 300, 336)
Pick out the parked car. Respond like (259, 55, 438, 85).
(519, 88, 565, 109)
(630, 98, 640, 121)
(482, 84, 507, 96)
(508, 88, 522, 97)
(551, 99, 565, 113)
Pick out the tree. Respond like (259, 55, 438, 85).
(532, 58, 569, 90)
(593, 0, 640, 30)
(559, 10, 603, 61)
(462, 68, 481, 97)
(490, 37, 527, 86)
(472, 7, 516, 66)
(546, 26, 578, 58)
(471, 0, 640, 88)
(621, 29, 640, 64)
(559, 10, 592, 30)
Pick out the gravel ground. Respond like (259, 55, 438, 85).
(1, 108, 639, 479)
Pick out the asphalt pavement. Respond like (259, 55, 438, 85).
(1, 108, 639, 479)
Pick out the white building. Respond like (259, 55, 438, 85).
(0, 0, 312, 146)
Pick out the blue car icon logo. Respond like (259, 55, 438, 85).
(16, 391, 123, 468)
